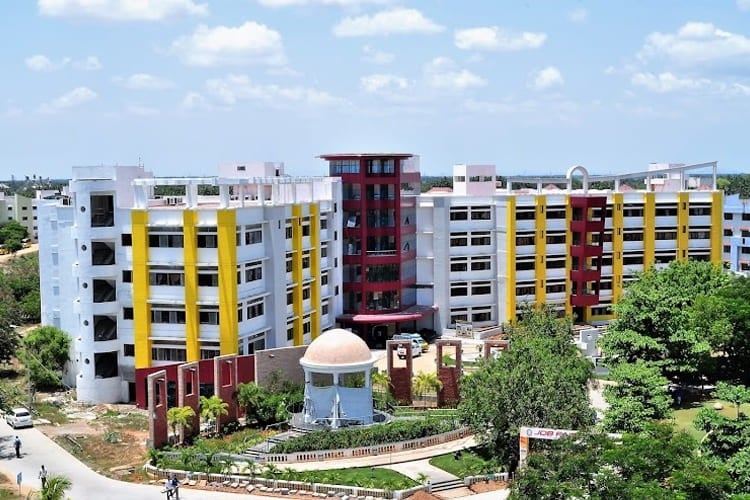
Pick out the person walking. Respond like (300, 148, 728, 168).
(39, 465, 48, 488)
(13, 436, 21, 458)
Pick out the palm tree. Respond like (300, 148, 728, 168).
(237, 382, 264, 425)
(200, 395, 229, 435)
(371, 370, 390, 394)
(167, 406, 196, 444)
(35, 475, 72, 500)
(412, 371, 443, 408)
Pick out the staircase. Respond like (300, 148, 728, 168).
(429, 479, 465, 493)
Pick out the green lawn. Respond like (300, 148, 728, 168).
(673, 399, 750, 440)
(429, 449, 497, 477)
(278, 466, 416, 490)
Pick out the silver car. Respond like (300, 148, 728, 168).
(6, 408, 33, 429)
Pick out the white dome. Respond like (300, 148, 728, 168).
(301, 329, 374, 366)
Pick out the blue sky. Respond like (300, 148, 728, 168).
(2, 0, 750, 179)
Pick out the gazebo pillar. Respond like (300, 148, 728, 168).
(332, 371, 341, 429)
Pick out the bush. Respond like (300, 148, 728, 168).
(270, 418, 455, 454)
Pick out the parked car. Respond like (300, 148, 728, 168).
(397, 340, 422, 359)
(393, 333, 429, 352)
(6, 407, 33, 429)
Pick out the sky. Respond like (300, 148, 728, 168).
(2, 0, 750, 180)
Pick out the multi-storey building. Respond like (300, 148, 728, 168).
(0, 192, 35, 240)
(39, 163, 341, 404)
(722, 194, 750, 274)
(320, 153, 435, 345)
(417, 162, 723, 329)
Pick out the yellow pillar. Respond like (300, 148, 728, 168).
(535, 196, 547, 306)
(183, 210, 200, 362)
(309, 204, 321, 340)
(643, 192, 655, 270)
(677, 192, 689, 261)
(217, 210, 238, 355)
(292, 205, 304, 345)
(710, 191, 723, 263)
(564, 196, 573, 318)
(612, 194, 624, 304)
(131, 210, 151, 369)
(506, 197, 516, 323)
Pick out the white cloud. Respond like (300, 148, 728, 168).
(362, 45, 394, 64)
(738, 0, 750, 11)
(117, 73, 174, 90)
(259, 0, 390, 6)
(38, 86, 97, 113)
(74, 56, 102, 70)
(38, 0, 207, 21)
(530, 66, 564, 91)
(170, 22, 286, 66)
(25, 55, 70, 72)
(181, 91, 213, 110)
(454, 26, 546, 51)
(360, 73, 411, 93)
(125, 104, 159, 116)
(638, 22, 750, 69)
(204, 74, 345, 108)
(425, 57, 486, 90)
(333, 8, 443, 37)
(568, 8, 588, 23)
(631, 72, 713, 93)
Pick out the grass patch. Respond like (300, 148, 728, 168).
(96, 410, 148, 432)
(392, 407, 459, 418)
(673, 399, 750, 440)
(441, 355, 480, 368)
(0, 473, 22, 499)
(54, 432, 147, 478)
(32, 402, 69, 425)
(277, 466, 417, 490)
(429, 448, 498, 477)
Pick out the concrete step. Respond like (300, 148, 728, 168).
(430, 479, 465, 493)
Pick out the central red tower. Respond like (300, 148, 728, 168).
(320, 153, 429, 345)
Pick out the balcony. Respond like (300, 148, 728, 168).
(93, 280, 116, 303)
(91, 242, 116, 266)
(93, 315, 117, 341)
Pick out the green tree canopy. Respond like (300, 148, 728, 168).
(458, 306, 594, 470)
(599, 260, 731, 385)
(0, 220, 28, 244)
(20, 326, 71, 388)
(603, 360, 672, 432)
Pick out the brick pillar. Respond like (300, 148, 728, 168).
(178, 361, 200, 442)
(387, 340, 413, 405)
(147, 370, 169, 449)
(214, 354, 238, 429)
(484, 339, 511, 359)
(436, 339, 462, 407)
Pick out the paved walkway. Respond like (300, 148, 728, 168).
(281, 435, 477, 471)
(383, 458, 457, 483)
(0, 418, 497, 499)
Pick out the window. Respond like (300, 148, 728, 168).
(285, 225, 293, 239)
(247, 299, 264, 319)
(90, 194, 114, 227)
(245, 225, 262, 245)
(302, 220, 311, 237)
(198, 270, 219, 286)
(123, 344, 135, 357)
(303, 320, 311, 335)
(149, 271, 184, 286)
(471, 257, 492, 271)
(302, 251, 311, 269)
(199, 308, 220, 325)
(470, 206, 491, 220)
(471, 232, 491, 246)
(724, 229, 733, 236)
(449, 207, 468, 221)
(148, 233, 184, 248)
(516, 260, 535, 271)
(122, 270, 132, 283)
(197, 227, 218, 248)
(321, 271, 329, 285)
(321, 301, 329, 316)
(151, 307, 186, 324)
(321, 243, 328, 258)
(287, 289, 294, 305)
(287, 323, 294, 341)
(244, 261, 263, 283)
(546, 233, 566, 245)
(471, 282, 491, 295)
(450, 309, 468, 323)
(320, 218, 328, 230)
(94, 351, 118, 378)
(123, 307, 134, 320)
(329, 159, 360, 174)
(450, 258, 468, 272)
(286, 254, 293, 273)
(516, 210, 535, 220)
(454, 176, 466, 182)
(302, 286, 311, 300)
(450, 282, 468, 297)
(153, 347, 187, 362)
(121, 234, 132, 246)
(450, 233, 468, 247)
(516, 235, 535, 246)
(472, 310, 492, 322)
(516, 285, 535, 296)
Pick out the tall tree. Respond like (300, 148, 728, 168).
(603, 361, 672, 432)
(599, 260, 730, 385)
(20, 326, 71, 388)
(458, 306, 593, 469)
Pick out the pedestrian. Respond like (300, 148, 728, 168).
(13, 436, 21, 458)
(164, 477, 173, 499)
(171, 474, 180, 500)
(39, 465, 48, 488)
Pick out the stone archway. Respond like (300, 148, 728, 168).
(566, 165, 590, 193)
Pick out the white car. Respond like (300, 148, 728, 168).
(6, 408, 33, 429)
(397, 340, 422, 359)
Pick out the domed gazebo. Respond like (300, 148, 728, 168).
(300, 328, 377, 428)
